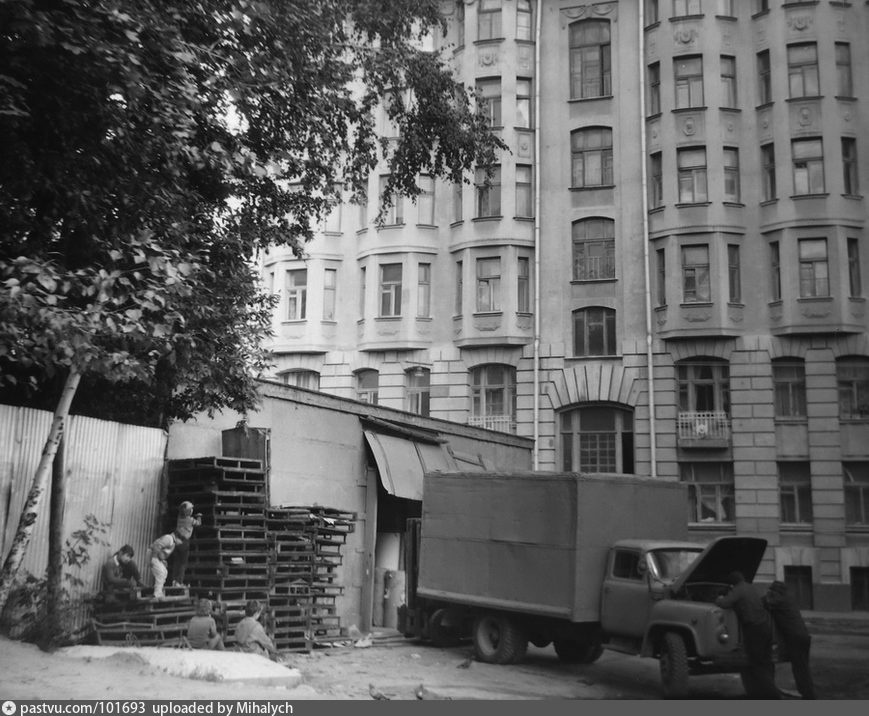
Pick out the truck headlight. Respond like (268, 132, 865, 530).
(716, 626, 730, 644)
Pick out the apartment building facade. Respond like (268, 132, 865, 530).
(259, 0, 869, 611)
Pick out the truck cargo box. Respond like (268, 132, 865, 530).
(416, 471, 689, 624)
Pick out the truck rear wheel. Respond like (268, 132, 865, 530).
(554, 638, 604, 664)
(472, 613, 528, 665)
(659, 632, 690, 698)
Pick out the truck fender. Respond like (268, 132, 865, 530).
(642, 622, 698, 659)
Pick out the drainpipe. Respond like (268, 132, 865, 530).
(532, 0, 542, 470)
(637, 2, 658, 479)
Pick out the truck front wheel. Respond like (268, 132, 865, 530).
(659, 632, 690, 698)
(472, 613, 528, 665)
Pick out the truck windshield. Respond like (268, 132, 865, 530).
(648, 548, 703, 581)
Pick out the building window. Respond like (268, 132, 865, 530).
(784, 566, 814, 611)
(851, 567, 869, 611)
(681, 462, 735, 524)
(455, 260, 463, 314)
(650, 152, 663, 208)
(677, 147, 707, 203)
(476, 257, 501, 312)
(727, 244, 741, 303)
(323, 268, 337, 321)
(798, 238, 829, 298)
(560, 405, 634, 473)
(845, 463, 869, 525)
(787, 43, 819, 98)
(677, 360, 730, 414)
(280, 370, 320, 391)
(842, 137, 859, 196)
(568, 20, 611, 99)
(379, 175, 403, 225)
(571, 127, 613, 188)
(405, 367, 431, 417)
(720, 55, 737, 107)
(379, 263, 403, 317)
(572, 217, 615, 281)
(779, 462, 813, 525)
(770, 241, 782, 301)
(417, 175, 435, 225)
(456, 0, 465, 47)
(773, 359, 807, 418)
(359, 266, 366, 318)
(286, 269, 307, 321)
(475, 165, 501, 217)
(848, 238, 862, 298)
(356, 369, 379, 404)
(717, 0, 733, 16)
(673, 0, 702, 16)
(646, 0, 659, 25)
(417, 262, 431, 318)
(516, 0, 532, 41)
(674, 55, 704, 109)
(476, 78, 502, 127)
(757, 49, 771, 105)
(469, 364, 516, 433)
(356, 187, 368, 228)
(516, 164, 533, 217)
(656, 248, 666, 306)
(322, 198, 341, 234)
(516, 78, 532, 128)
(648, 62, 661, 115)
(761, 143, 776, 201)
(517, 257, 530, 312)
(792, 138, 825, 195)
(681, 244, 710, 302)
(836, 42, 853, 97)
(478, 0, 502, 40)
(838, 358, 869, 420)
(573, 307, 617, 357)
(452, 181, 462, 223)
(723, 147, 740, 203)
(754, 0, 768, 12)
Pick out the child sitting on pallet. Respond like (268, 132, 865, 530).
(234, 599, 280, 661)
(187, 598, 225, 650)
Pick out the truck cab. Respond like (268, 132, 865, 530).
(599, 535, 775, 697)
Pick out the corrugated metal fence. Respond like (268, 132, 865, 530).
(0, 404, 167, 635)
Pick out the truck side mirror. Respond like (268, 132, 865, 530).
(637, 559, 648, 575)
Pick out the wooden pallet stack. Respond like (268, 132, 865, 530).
(91, 586, 197, 646)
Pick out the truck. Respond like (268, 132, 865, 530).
(400, 471, 779, 698)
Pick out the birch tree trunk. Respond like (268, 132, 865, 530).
(0, 367, 81, 614)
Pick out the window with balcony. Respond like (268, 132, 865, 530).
(379, 175, 403, 225)
(773, 359, 807, 418)
(285, 269, 307, 321)
(279, 370, 320, 391)
(836, 42, 853, 97)
(723, 147, 740, 202)
(727, 244, 741, 302)
(681, 244, 710, 302)
(779, 462, 813, 525)
(656, 248, 666, 306)
(478, 0, 502, 40)
(792, 138, 825, 195)
(787, 43, 819, 98)
(677, 359, 731, 442)
(516, 78, 532, 128)
(379, 263, 403, 317)
(417, 262, 431, 318)
(648, 62, 661, 115)
(761, 143, 776, 201)
(418, 175, 435, 225)
(405, 367, 431, 417)
(516, 0, 532, 41)
(518, 257, 530, 313)
(842, 137, 859, 196)
(681, 462, 735, 524)
(571, 127, 613, 188)
(720, 55, 737, 107)
(770, 241, 782, 301)
(677, 147, 707, 203)
(568, 20, 612, 99)
(475, 165, 501, 217)
(516, 164, 533, 217)
(844, 462, 869, 526)
(673, 0, 702, 16)
(559, 405, 635, 473)
(476, 257, 501, 312)
(469, 364, 516, 433)
(573, 307, 617, 357)
(798, 238, 829, 298)
(757, 49, 771, 105)
(650, 152, 663, 208)
(838, 358, 869, 420)
(476, 78, 502, 127)
(848, 238, 862, 298)
(323, 268, 336, 321)
(674, 55, 704, 109)
(355, 369, 379, 404)
(572, 218, 615, 281)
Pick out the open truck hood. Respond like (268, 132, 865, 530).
(670, 536, 768, 592)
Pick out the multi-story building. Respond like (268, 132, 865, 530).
(259, 0, 869, 612)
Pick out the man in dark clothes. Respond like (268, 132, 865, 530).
(764, 580, 816, 699)
(100, 545, 143, 601)
(715, 570, 780, 699)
